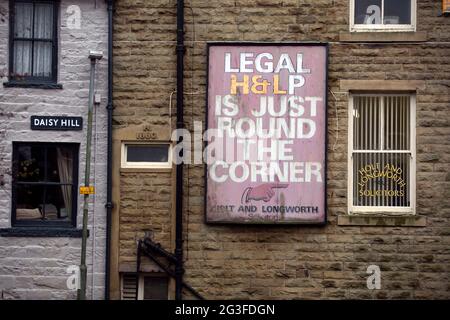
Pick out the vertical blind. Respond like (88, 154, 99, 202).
(13, 1, 54, 79)
(121, 274, 138, 300)
(352, 95, 411, 207)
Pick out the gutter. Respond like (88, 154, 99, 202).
(105, 0, 114, 300)
(175, 0, 185, 301)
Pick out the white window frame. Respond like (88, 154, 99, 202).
(347, 93, 416, 215)
(121, 142, 172, 169)
(120, 274, 145, 300)
(350, 0, 416, 32)
(120, 273, 169, 300)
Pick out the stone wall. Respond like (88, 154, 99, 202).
(119, 171, 173, 266)
(0, 0, 109, 299)
(112, 0, 450, 299)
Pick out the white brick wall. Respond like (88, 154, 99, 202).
(0, 0, 109, 300)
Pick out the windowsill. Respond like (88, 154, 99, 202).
(120, 167, 173, 173)
(339, 31, 428, 42)
(337, 215, 426, 227)
(0, 227, 87, 237)
(340, 79, 425, 91)
(3, 81, 63, 89)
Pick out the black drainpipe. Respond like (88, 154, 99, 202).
(105, 0, 114, 300)
(175, 0, 185, 301)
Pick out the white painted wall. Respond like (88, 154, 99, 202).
(0, 0, 109, 300)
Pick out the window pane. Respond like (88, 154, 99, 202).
(384, 0, 411, 25)
(33, 42, 53, 77)
(44, 146, 74, 183)
(13, 41, 32, 77)
(34, 3, 54, 39)
(16, 184, 44, 221)
(43, 185, 72, 221)
(15, 184, 73, 223)
(126, 145, 169, 163)
(14, 3, 33, 38)
(353, 152, 410, 207)
(143, 276, 168, 300)
(384, 96, 410, 150)
(354, 0, 382, 24)
(13, 143, 77, 226)
(16, 145, 45, 182)
(16, 184, 72, 222)
(353, 96, 381, 150)
(12, 2, 55, 80)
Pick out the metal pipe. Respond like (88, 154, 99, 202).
(78, 51, 103, 300)
(104, 0, 114, 301)
(175, 0, 185, 301)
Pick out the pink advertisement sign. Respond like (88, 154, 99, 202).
(206, 43, 328, 224)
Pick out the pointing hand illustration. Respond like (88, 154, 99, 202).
(243, 183, 289, 203)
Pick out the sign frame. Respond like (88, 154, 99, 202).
(31, 116, 83, 131)
(204, 42, 329, 226)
